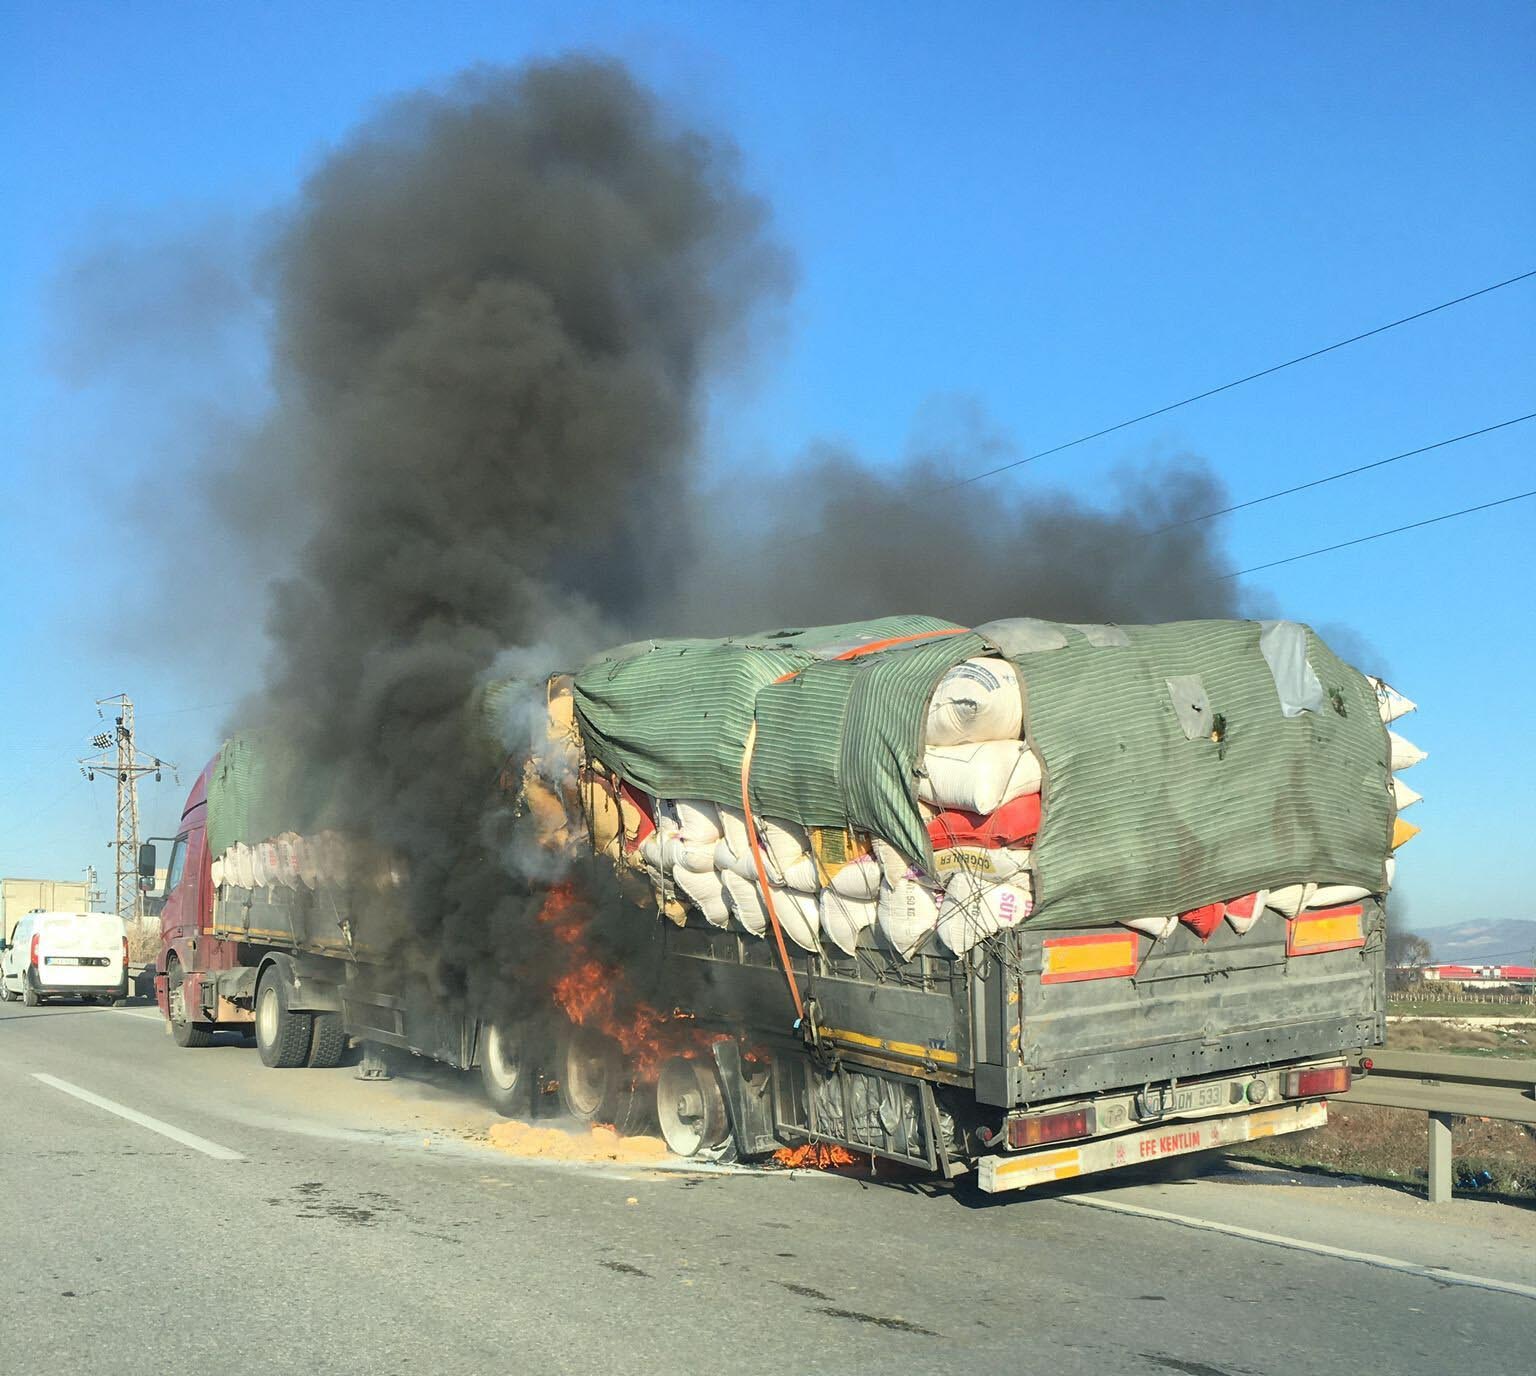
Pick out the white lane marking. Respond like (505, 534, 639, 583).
(110, 1008, 168, 1023)
(31, 1073, 244, 1162)
(1065, 1194, 1536, 1301)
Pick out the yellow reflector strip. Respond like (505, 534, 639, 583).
(991, 1148, 1083, 1180)
(821, 1027, 960, 1066)
(1392, 817, 1421, 849)
(1287, 905, 1365, 956)
(1041, 932, 1140, 984)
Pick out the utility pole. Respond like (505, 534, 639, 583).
(79, 695, 176, 927)
(83, 864, 102, 912)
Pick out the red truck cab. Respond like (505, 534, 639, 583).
(153, 754, 252, 1044)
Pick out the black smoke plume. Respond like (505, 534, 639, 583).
(239, 58, 787, 1011)
(65, 56, 1242, 1021)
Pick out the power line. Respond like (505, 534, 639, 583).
(1223, 486, 1536, 579)
(939, 267, 1536, 492)
(1156, 412, 1536, 533)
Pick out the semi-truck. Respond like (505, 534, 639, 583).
(146, 613, 1414, 1193)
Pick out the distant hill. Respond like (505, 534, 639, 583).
(1418, 918, 1536, 965)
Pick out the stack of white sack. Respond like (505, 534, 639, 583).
(611, 654, 1043, 958)
(211, 829, 359, 893)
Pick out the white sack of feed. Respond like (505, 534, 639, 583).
(1265, 883, 1315, 919)
(936, 870, 1033, 955)
(1392, 778, 1422, 810)
(1388, 731, 1427, 771)
(828, 854, 882, 900)
(932, 845, 1030, 882)
(210, 856, 225, 888)
(639, 831, 669, 878)
(713, 837, 760, 883)
(720, 870, 768, 936)
(927, 657, 1024, 747)
(877, 875, 941, 959)
(917, 740, 1042, 815)
(673, 798, 722, 843)
(1368, 676, 1417, 724)
(1307, 883, 1371, 907)
(296, 837, 319, 889)
(820, 890, 877, 955)
(1384, 857, 1396, 888)
(1223, 890, 1269, 935)
(1123, 914, 1178, 939)
(673, 863, 732, 928)
(663, 835, 716, 874)
(759, 817, 811, 873)
(770, 884, 820, 952)
(808, 827, 882, 900)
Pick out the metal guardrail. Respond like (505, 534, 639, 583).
(1339, 1050, 1536, 1203)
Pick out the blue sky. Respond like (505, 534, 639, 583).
(2, 1, 1532, 930)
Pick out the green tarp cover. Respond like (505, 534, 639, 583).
(205, 732, 340, 858)
(572, 615, 971, 865)
(1012, 620, 1391, 928)
(572, 613, 1394, 932)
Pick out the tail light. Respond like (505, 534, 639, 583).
(123, 936, 129, 968)
(1282, 1065, 1352, 1098)
(1006, 1105, 1097, 1149)
(30, 933, 39, 967)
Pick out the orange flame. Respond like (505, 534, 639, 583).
(537, 882, 707, 1080)
(771, 1143, 863, 1170)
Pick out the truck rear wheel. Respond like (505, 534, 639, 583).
(306, 1011, 348, 1069)
(655, 1057, 730, 1157)
(167, 958, 215, 1047)
(255, 967, 313, 1069)
(479, 1022, 530, 1117)
(558, 1026, 650, 1135)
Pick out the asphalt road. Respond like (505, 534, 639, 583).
(2, 998, 1533, 1376)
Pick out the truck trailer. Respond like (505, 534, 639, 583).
(146, 613, 1416, 1193)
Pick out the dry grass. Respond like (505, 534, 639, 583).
(1239, 1102, 1536, 1198)
(1236, 1014, 1536, 1196)
(126, 923, 161, 966)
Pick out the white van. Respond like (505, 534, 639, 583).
(0, 911, 128, 1006)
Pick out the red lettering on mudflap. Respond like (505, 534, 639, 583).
(1139, 1129, 1204, 1159)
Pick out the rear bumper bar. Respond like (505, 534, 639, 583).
(976, 1099, 1328, 1193)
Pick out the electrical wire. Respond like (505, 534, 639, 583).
(1155, 412, 1536, 533)
(937, 267, 1536, 492)
(1223, 487, 1536, 579)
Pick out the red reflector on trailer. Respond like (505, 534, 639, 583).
(1007, 1105, 1097, 1149)
(1041, 931, 1139, 984)
(1282, 1065, 1352, 1099)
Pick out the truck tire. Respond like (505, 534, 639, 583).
(479, 1022, 530, 1117)
(255, 966, 313, 1069)
(558, 1026, 650, 1135)
(167, 958, 215, 1048)
(307, 1011, 348, 1069)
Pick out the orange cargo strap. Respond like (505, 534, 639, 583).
(740, 720, 806, 1025)
(742, 624, 970, 1026)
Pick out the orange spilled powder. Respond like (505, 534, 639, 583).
(772, 1143, 864, 1170)
(487, 1120, 673, 1164)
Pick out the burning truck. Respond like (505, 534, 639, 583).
(146, 611, 1421, 1193)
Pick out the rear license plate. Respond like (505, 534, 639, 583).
(47, 957, 80, 966)
(1142, 1081, 1227, 1115)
